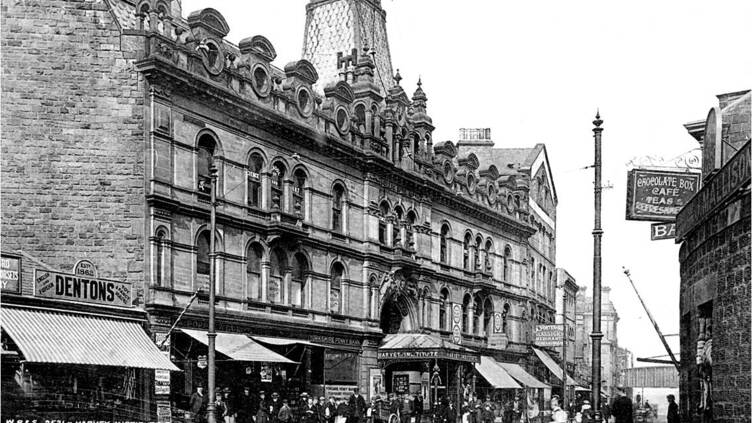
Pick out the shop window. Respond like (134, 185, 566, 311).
(330, 262, 345, 314)
(473, 294, 483, 335)
(197, 135, 216, 195)
(378, 201, 389, 245)
(247, 153, 264, 208)
(155, 229, 166, 286)
(291, 253, 308, 307)
(462, 294, 471, 333)
(439, 288, 449, 331)
(269, 248, 286, 304)
(483, 298, 493, 337)
(440, 224, 450, 263)
(293, 169, 307, 219)
(332, 184, 345, 233)
(246, 243, 263, 300)
(463, 232, 472, 270)
(270, 162, 286, 210)
(503, 245, 512, 281)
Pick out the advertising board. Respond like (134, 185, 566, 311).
(34, 268, 132, 307)
(1, 253, 21, 293)
(534, 324, 563, 347)
(626, 169, 701, 221)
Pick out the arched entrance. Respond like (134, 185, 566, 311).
(380, 294, 417, 334)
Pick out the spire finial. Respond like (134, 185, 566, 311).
(417, 76, 422, 87)
(394, 69, 402, 85)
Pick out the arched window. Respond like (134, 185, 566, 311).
(393, 207, 404, 246)
(247, 153, 264, 207)
(405, 210, 417, 248)
(474, 235, 483, 271)
(502, 303, 510, 334)
(473, 294, 483, 335)
(463, 233, 472, 270)
(330, 263, 345, 314)
(530, 258, 536, 289)
(293, 169, 307, 218)
(155, 229, 166, 286)
(440, 224, 450, 264)
(371, 104, 379, 136)
(332, 184, 345, 233)
(503, 246, 512, 281)
(378, 201, 389, 245)
(484, 239, 493, 272)
(197, 135, 216, 194)
(439, 288, 449, 331)
(367, 276, 377, 319)
(354, 104, 366, 132)
(462, 294, 471, 333)
(483, 298, 493, 337)
(269, 248, 286, 303)
(246, 244, 263, 300)
(412, 133, 421, 157)
(291, 253, 308, 307)
(196, 231, 211, 276)
(271, 162, 286, 210)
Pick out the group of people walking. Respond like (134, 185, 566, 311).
(188, 386, 370, 423)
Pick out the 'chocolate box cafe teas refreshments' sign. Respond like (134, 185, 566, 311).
(35, 269, 132, 307)
(626, 169, 701, 221)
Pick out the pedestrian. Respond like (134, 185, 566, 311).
(279, 399, 294, 423)
(442, 400, 456, 423)
(666, 395, 679, 423)
(550, 397, 567, 423)
(389, 393, 402, 422)
(366, 398, 378, 423)
(257, 391, 271, 423)
(611, 386, 633, 423)
(224, 387, 237, 423)
(601, 401, 611, 422)
(337, 398, 351, 423)
(301, 396, 317, 423)
(480, 403, 494, 423)
(190, 385, 208, 423)
(401, 394, 413, 423)
(577, 400, 594, 423)
(414, 395, 424, 423)
(349, 388, 367, 423)
(270, 393, 283, 423)
(237, 386, 257, 423)
(324, 397, 337, 423)
(216, 392, 228, 423)
(511, 395, 522, 423)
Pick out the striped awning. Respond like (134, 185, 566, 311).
(475, 356, 522, 389)
(181, 329, 295, 363)
(0, 307, 179, 371)
(532, 347, 577, 385)
(497, 362, 549, 389)
(252, 336, 325, 348)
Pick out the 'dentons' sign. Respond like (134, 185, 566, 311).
(626, 169, 701, 221)
(35, 269, 132, 307)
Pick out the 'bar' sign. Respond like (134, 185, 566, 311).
(650, 222, 676, 240)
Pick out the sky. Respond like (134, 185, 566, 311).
(181, 0, 752, 363)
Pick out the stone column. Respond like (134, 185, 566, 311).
(260, 261, 270, 302)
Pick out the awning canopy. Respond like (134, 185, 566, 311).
(475, 356, 522, 389)
(497, 362, 549, 389)
(532, 347, 577, 385)
(378, 333, 479, 363)
(1, 307, 179, 371)
(252, 336, 325, 348)
(181, 329, 295, 363)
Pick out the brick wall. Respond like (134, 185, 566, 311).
(0, 0, 145, 293)
(679, 192, 751, 423)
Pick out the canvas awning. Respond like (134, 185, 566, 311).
(378, 333, 479, 363)
(251, 336, 325, 348)
(497, 362, 549, 389)
(181, 329, 295, 363)
(475, 356, 522, 389)
(0, 306, 179, 371)
(532, 347, 577, 385)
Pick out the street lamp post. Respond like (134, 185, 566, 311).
(591, 112, 604, 423)
(206, 164, 218, 423)
(561, 289, 568, 408)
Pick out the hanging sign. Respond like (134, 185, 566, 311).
(197, 355, 207, 369)
(625, 169, 701, 221)
(452, 303, 462, 344)
(650, 222, 676, 240)
(534, 324, 563, 347)
(155, 369, 171, 395)
(34, 268, 132, 307)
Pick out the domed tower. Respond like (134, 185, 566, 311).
(302, 0, 394, 94)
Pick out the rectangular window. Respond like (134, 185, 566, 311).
(248, 173, 261, 207)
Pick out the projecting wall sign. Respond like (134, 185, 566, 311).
(625, 169, 701, 221)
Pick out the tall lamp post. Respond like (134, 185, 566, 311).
(206, 163, 219, 423)
(591, 112, 604, 423)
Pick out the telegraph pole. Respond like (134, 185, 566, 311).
(591, 111, 604, 423)
(561, 289, 568, 408)
(206, 164, 218, 423)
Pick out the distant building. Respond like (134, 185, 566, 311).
(677, 89, 751, 423)
(575, 286, 631, 398)
(555, 268, 578, 375)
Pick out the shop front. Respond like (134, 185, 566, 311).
(376, 333, 480, 413)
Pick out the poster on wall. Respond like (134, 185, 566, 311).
(260, 364, 273, 382)
(392, 374, 409, 394)
(369, 368, 384, 400)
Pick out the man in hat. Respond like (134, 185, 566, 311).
(279, 399, 294, 423)
(611, 386, 633, 423)
(442, 400, 456, 423)
(666, 394, 679, 423)
(579, 400, 594, 423)
(349, 387, 367, 423)
(190, 385, 208, 423)
(301, 395, 317, 423)
(270, 392, 283, 423)
(237, 386, 257, 423)
(257, 391, 271, 423)
(223, 387, 237, 423)
(511, 394, 522, 423)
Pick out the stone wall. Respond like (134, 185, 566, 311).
(1, 0, 145, 295)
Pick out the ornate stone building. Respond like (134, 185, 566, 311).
(1, 0, 561, 417)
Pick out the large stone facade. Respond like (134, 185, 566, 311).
(1, 0, 561, 411)
(677, 90, 751, 423)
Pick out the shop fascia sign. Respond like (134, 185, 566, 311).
(377, 349, 479, 363)
(676, 141, 751, 240)
(34, 267, 132, 307)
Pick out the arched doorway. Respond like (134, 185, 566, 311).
(380, 294, 417, 334)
